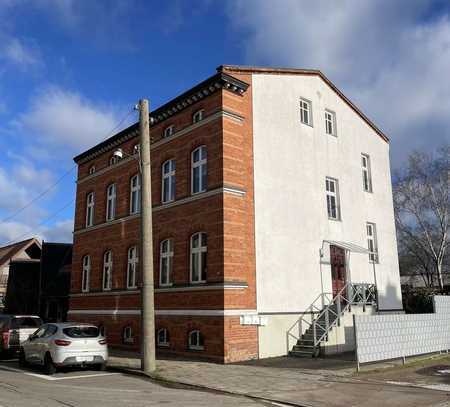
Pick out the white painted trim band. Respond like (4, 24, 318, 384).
(68, 309, 257, 316)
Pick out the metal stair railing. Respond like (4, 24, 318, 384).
(287, 282, 376, 354)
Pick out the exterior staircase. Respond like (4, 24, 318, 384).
(287, 283, 376, 357)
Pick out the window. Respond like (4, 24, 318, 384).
(157, 328, 169, 347)
(191, 146, 207, 194)
(326, 177, 340, 220)
(162, 160, 176, 203)
(102, 250, 113, 291)
(160, 239, 173, 286)
(300, 98, 312, 126)
(366, 222, 379, 263)
(88, 166, 96, 175)
(325, 110, 336, 136)
(106, 184, 116, 221)
(127, 246, 139, 289)
(123, 326, 134, 344)
(133, 144, 140, 155)
(82, 255, 91, 293)
(130, 174, 141, 214)
(190, 232, 207, 283)
(163, 125, 174, 138)
(192, 109, 204, 123)
(188, 330, 204, 350)
(361, 154, 373, 192)
(109, 155, 119, 166)
(86, 192, 95, 227)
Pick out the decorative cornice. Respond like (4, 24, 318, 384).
(73, 186, 246, 236)
(73, 72, 249, 165)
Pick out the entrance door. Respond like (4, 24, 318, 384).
(330, 245, 346, 298)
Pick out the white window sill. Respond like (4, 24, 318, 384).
(188, 346, 204, 351)
(157, 343, 170, 348)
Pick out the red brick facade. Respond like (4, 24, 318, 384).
(69, 69, 258, 363)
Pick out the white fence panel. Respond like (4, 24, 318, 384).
(354, 296, 450, 364)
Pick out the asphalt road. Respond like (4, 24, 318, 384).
(0, 359, 269, 407)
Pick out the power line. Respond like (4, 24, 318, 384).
(0, 108, 135, 226)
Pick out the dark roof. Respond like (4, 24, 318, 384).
(40, 242, 72, 298)
(73, 71, 249, 164)
(218, 65, 389, 143)
(0, 238, 42, 269)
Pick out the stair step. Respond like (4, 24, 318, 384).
(290, 350, 314, 358)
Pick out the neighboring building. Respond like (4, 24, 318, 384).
(4, 259, 41, 315)
(0, 238, 42, 310)
(68, 65, 403, 362)
(39, 242, 72, 322)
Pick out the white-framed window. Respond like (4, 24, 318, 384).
(366, 222, 379, 263)
(190, 232, 207, 283)
(157, 328, 170, 347)
(326, 177, 340, 220)
(300, 98, 312, 126)
(160, 239, 173, 286)
(191, 146, 207, 194)
(130, 174, 141, 214)
(188, 330, 204, 350)
(123, 326, 134, 344)
(88, 165, 96, 175)
(192, 109, 204, 124)
(162, 159, 176, 203)
(127, 246, 139, 289)
(163, 125, 174, 138)
(361, 154, 373, 192)
(81, 255, 91, 293)
(85, 192, 95, 227)
(109, 155, 119, 166)
(106, 183, 116, 221)
(325, 110, 336, 136)
(133, 144, 140, 155)
(102, 250, 113, 291)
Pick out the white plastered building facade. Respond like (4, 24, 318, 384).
(249, 72, 402, 358)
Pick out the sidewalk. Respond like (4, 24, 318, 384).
(107, 351, 450, 406)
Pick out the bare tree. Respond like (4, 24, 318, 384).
(393, 145, 449, 291)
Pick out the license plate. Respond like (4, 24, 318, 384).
(76, 356, 94, 362)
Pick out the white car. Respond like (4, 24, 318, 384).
(19, 323, 108, 375)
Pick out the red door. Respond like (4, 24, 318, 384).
(330, 245, 346, 298)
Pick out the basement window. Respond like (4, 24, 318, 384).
(188, 330, 204, 350)
(157, 328, 170, 347)
(123, 326, 134, 344)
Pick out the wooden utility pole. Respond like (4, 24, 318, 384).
(139, 99, 156, 373)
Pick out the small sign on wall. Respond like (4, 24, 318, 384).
(240, 314, 267, 326)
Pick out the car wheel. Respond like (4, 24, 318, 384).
(94, 363, 106, 371)
(18, 349, 27, 367)
(44, 353, 56, 375)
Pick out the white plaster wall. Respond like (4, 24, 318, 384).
(251, 73, 402, 314)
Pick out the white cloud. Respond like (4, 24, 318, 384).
(0, 221, 36, 244)
(41, 219, 73, 243)
(1, 37, 41, 69)
(17, 86, 120, 152)
(228, 0, 450, 164)
(0, 167, 29, 211)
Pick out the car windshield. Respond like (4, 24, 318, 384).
(11, 317, 42, 329)
(63, 326, 99, 338)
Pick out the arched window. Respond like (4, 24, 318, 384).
(163, 125, 174, 138)
(160, 239, 173, 286)
(81, 255, 91, 293)
(157, 328, 169, 347)
(191, 146, 207, 194)
(123, 326, 134, 344)
(127, 246, 139, 289)
(109, 155, 119, 165)
(188, 330, 204, 350)
(130, 174, 141, 214)
(161, 159, 176, 203)
(102, 250, 113, 291)
(86, 192, 95, 227)
(106, 183, 116, 221)
(192, 109, 204, 124)
(190, 232, 207, 283)
(88, 165, 96, 175)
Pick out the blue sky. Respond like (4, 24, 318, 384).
(0, 0, 449, 245)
